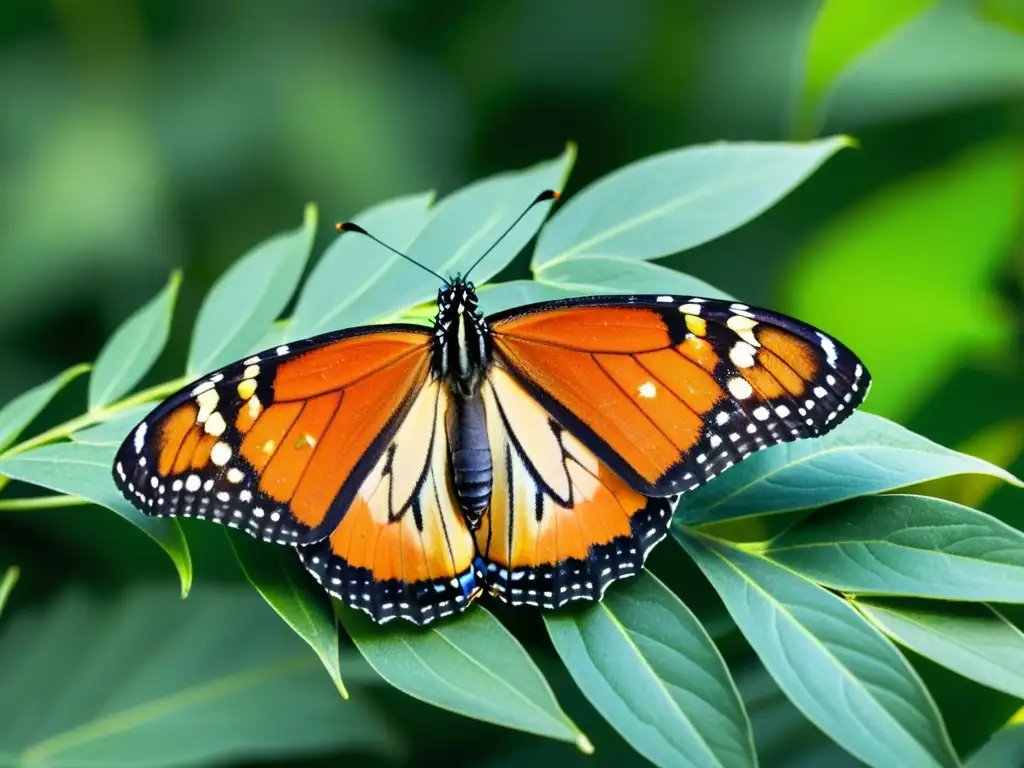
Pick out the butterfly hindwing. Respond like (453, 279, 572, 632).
(488, 295, 870, 498)
(297, 380, 480, 625)
(477, 366, 675, 607)
(113, 326, 433, 545)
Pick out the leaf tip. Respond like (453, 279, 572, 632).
(575, 733, 594, 754)
(303, 202, 319, 233)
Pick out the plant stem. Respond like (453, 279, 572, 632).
(0, 495, 91, 511)
(0, 374, 192, 464)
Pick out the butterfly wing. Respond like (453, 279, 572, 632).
(113, 326, 434, 545)
(488, 295, 870, 497)
(297, 380, 480, 625)
(476, 365, 675, 606)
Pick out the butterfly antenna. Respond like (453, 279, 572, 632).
(335, 222, 450, 286)
(463, 189, 560, 280)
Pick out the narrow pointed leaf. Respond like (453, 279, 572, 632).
(533, 138, 849, 270)
(289, 192, 435, 337)
(766, 495, 1024, 602)
(89, 271, 181, 409)
(858, 599, 1024, 699)
(0, 585, 401, 768)
(0, 567, 17, 622)
(0, 443, 191, 597)
(538, 255, 734, 299)
(678, 529, 958, 768)
(0, 365, 91, 454)
(337, 602, 588, 751)
(188, 204, 317, 374)
(227, 532, 347, 698)
(407, 146, 574, 286)
(678, 411, 1021, 525)
(545, 572, 755, 768)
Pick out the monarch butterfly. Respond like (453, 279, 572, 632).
(114, 190, 870, 625)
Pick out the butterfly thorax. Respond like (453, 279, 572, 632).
(432, 278, 492, 398)
(432, 278, 493, 529)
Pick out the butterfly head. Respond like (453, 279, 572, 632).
(433, 276, 490, 396)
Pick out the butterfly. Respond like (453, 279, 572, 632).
(113, 190, 870, 626)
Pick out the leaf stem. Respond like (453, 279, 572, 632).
(0, 374, 192, 464)
(0, 495, 92, 511)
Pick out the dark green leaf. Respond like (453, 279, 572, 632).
(88, 271, 181, 409)
(188, 204, 317, 375)
(337, 602, 589, 751)
(766, 495, 1024, 602)
(289, 191, 435, 337)
(0, 365, 91, 454)
(537, 255, 734, 299)
(406, 146, 574, 286)
(227, 531, 346, 698)
(678, 529, 958, 768)
(545, 572, 755, 768)
(0, 567, 17, 623)
(0, 443, 191, 596)
(858, 599, 1024, 699)
(678, 412, 1021, 525)
(0, 584, 401, 768)
(533, 138, 850, 270)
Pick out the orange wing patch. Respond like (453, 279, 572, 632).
(298, 382, 480, 626)
(477, 367, 673, 609)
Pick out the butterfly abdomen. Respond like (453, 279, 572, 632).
(447, 392, 492, 530)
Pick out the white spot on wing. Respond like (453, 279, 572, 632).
(638, 381, 657, 399)
(133, 423, 148, 454)
(727, 377, 753, 400)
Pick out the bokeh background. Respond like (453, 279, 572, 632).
(1, 1, 1022, 766)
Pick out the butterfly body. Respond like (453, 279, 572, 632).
(115, 278, 870, 626)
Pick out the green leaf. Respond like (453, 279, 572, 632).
(978, 0, 1024, 35)
(796, 0, 938, 135)
(858, 599, 1024, 699)
(678, 411, 1021, 526)
(0, 443, 192, 597)
(537, 255, 735, 300)
(70, 405, 153, 447)
(406, 146, 574, 286)
(187, 204, 317, 375)
(678, 529, 958, 768)
(532, 138, 850, 270)
(88, 271, 181, 409)
(765, 494, 1024, 602)
(966, 722, 1024, 768)
(289, 192, 435, 337)
(0, 567, 18, 623)
(783, 140, 1019, 419)
(0, 364, 91, 454)
(226, 531, 347, 698)
(476, 280, 579, 315)
(336, 602, 590, 751)
(545, 572, 755, 768)
(0, 584, 401, 767)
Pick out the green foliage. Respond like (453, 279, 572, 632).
(1, 141, 1021, 768)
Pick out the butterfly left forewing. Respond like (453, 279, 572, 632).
(297, 380, 480, 626)
(477, 366, 674, 607)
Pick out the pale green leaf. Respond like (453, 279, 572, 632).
(88, 271, 181, 409)
(0, 443, 192, 597)
(537, 255, 734, 299)
(766, 494, 1024, 602)
(0, 365, 91, 455)
(70, 405, 153, 447)
(678, 529, 958, 768)
(227, 532, 346, 698)
(476, 280, 579, 316)
(0, 584, 401, 768)
(858, 599, 1024, 699)
(545, 572, 755, 768)
(965, 723, 1024, 768)
(188, 204, 317, 374)
(533, 138, 849, 270)
(337, 602, 589, 751)
(289, 192, 435, 337)
(678, 411, 1021, 526)
(796, 0, 938, 135)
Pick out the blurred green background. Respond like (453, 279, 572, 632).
(1, 0, 1022, 766)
